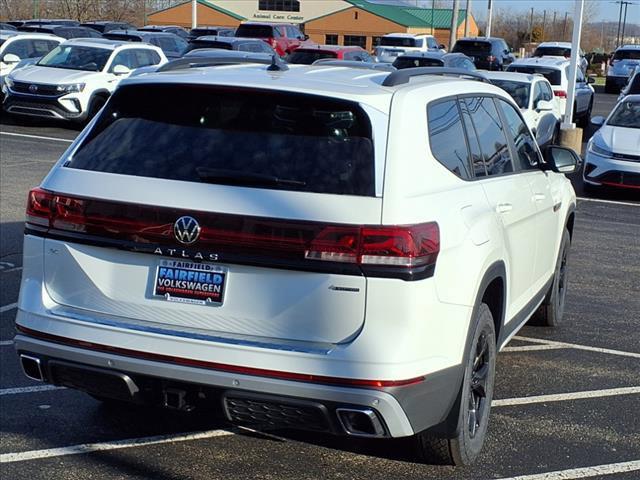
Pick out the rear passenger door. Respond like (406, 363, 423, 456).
(460, 96, 539, 320)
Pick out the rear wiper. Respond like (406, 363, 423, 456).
(196, 168, 306, 187)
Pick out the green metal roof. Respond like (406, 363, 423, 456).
(345, 0, 469, 29)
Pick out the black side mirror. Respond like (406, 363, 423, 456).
(542, 145, 581, 174)
(587, 76, 596, 84)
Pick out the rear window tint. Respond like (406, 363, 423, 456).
(186, 40, 232, 52)
(507, 65, 562, 85)
(380, 37, 418, 48)
(393, 57, 443, 69)
(533, 46, 570, 57)
(286, 50, 337, 64)
(614, 49, 640, 60)
(235, 25, 273, 38)
(69, 85, 375, 197)
(453, 41, 491, 54)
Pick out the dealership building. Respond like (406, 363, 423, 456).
(149, 0, 478, 51)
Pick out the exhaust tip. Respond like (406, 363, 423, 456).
(336, 408, 386, 437)
(20, 354, 44, 381)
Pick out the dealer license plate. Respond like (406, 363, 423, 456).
(153, 260, 227, 306)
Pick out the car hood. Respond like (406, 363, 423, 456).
(10, 65, 102, 84)
(597, 125, 640, 155)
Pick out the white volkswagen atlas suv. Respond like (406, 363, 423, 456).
(3, 38, 167, 122)
(14, 60, 579, 466)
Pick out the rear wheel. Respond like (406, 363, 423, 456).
(530, 228, 571, 327)
(413, 304, 496, 465)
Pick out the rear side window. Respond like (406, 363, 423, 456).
(68, 85, 375, 197)
(462, 97, 513, 176)
(427, 100, 471, 179)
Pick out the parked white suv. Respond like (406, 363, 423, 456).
(507, 57, 595, 127)
(375, 33, 444, 63)
(3, 38, 167, 122)
(0, 31, 63, 84)
(484, 71, 562, 147)
(532, 41, 588, 73)
(14, 63, 579, 466)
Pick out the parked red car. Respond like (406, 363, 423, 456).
(234, 22, 309, 57)
(286, 45, 376, 64)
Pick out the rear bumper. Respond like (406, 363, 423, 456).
(14, 332, 463, 438)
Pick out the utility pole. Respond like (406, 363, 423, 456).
(564, 0, 584, 127)
(449, 0, 460, 51)
(552, 11, 557, 39)
(562, 12, 568, 41)
(528, 7, 534, 44)
(192, 0, 197, 29)
(541, 10, 547, 42)
(431, 0, 435, 36)
(486, 0, 493, 37)
(464, 0, 472, 38)
(616, 0, 624, 47)
(620, 1, 629, 45)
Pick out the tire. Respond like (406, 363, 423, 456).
(530, 228, 571, 327)
(604, 79, 615, 94)
(412, 304, 497, 466)
(86, 95, 108, 122)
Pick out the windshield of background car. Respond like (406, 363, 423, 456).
(286, 50, 336, 64)
(507, 65, 561, 85)
(37, 45, 111, 71)
(235, 25, 273, 38)
(490, 80, 530, 108)
(380, 37, 418, 48)
(534, 46, 570, 57)
(607, 101, 640, 128)
(186, 40, 232, 52)
(614, 49, 640, 60)
(68, 84, 376, 196)
(392, 56, 443, 69)
(452, 40, 491, 54)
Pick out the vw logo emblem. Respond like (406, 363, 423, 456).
(173, 216, 201, 245)
(29, 84, 38, 93)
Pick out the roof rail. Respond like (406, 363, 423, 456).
(382, 67, 489, 87)
(156, 54, 284, 73)
(312, 59, 396, 72)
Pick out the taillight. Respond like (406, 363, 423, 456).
(26, 188, 54, 227)
(306, 223, 440, 268)
(554, 90, 567, 98)
(269, 37, 277, 48)
(24, 189, 439, 280)
(487, 55, 496, 62)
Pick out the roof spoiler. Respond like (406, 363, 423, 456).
(382, 67, 489, 87)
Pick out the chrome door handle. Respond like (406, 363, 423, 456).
(496, 203, 513, 214)
(533, 193, 546, 202)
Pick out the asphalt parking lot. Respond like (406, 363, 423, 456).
(0, 91, 639, 479)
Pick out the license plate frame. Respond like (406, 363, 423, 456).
(153, 260, 227, 306)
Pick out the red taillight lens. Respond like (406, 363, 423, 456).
(554, 90, 567, 98)
(306, 223, 439, 268)
(487, 55, 496, 62)
(269, 38, 277, 48)
(26, 188, 54, 227)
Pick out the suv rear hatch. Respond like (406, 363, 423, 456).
(32, 83, 408, 346)
(452, 40, 492, 62)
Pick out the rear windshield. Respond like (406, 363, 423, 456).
(235, 25, 273, 38)
(286, 50, 336, 64)
(507, 65, 562, 85)
(69, 85, 375, 196)
(534, 46, 570, 57)
(81, 23, 105, 33)
(380, 37, 418, 48)
(614, 49, 640, 60)
(452, 40, 491, 54)
(191, 28, 218, 36)
(186, 40, 231, 52)
(104, 34, 142, 42)
(489, 80, 530, 109)
(393, 57, 443, 69)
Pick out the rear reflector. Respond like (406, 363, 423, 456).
(25, 188, 439, 280)
(554, 90, 567, 98)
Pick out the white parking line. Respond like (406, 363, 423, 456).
(502, 344, 568, 353)
(0, 340, 14, 346)
(0, 303, 18, 313)
(577, 196, 639, 207)
(496, 459, 640, 480)
(0, 385, 64, 396)
(0, 131, 74, 143)
(0, 429, 234, 463)
(492, 386, 640, 407)
(514, 336, 640, 359)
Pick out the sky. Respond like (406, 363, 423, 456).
(389, 0, 640, 24)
